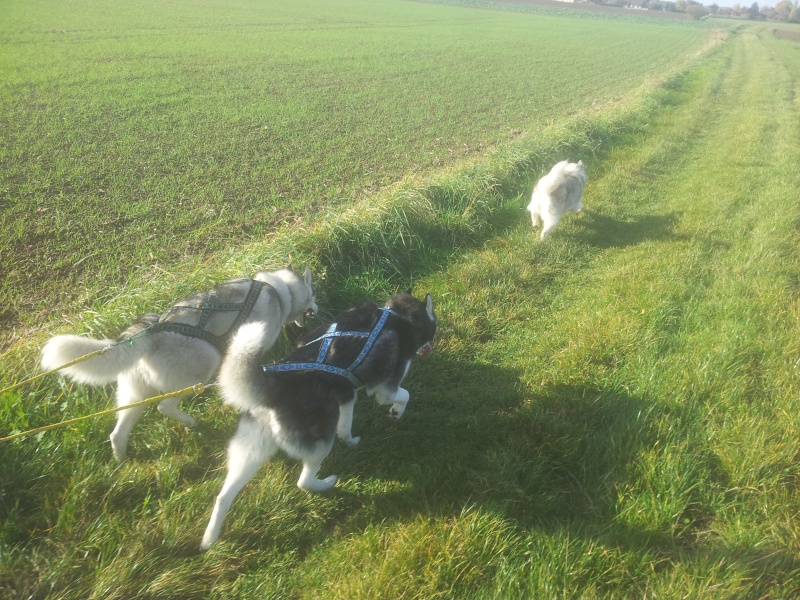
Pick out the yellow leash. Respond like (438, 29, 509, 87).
(0, 346, 111, 396)
(0, 382, 212, 444)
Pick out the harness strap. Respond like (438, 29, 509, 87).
(346, 308, 394, 371)
(195, 289, 216, 331)
(313, 323, 337, 363)
(145, 322, 228, 351)
(229, 280, 267, 331)
(122, 280, 268, 353)
(262, 362, 362, 387)
(262, 308, 396, 386)
(170, 279, 266, 318)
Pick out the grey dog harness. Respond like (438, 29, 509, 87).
(261, 308, 396, 387)
(117, 279, 269, 354)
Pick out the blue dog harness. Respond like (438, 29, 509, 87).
(261, 307, 396, 387)
(117, 279, 269, 353)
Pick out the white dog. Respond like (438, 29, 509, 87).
(527, 160, 587, 239)
(41, 267, 317, 461)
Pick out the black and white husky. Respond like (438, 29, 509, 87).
(41, 267, 318, 461)
(527, 160, 587, 239)
(200, 290, 436, 550)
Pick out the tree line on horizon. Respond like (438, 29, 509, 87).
(590, 0, 799, 21)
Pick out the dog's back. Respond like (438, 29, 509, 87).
(542, 160, 586, 212)
(528, 160, 586, 239)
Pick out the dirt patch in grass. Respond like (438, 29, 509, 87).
(773, 28, 800, 43)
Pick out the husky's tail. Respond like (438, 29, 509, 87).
(218, 322, 271, 413)
(41, 334, 150, 385)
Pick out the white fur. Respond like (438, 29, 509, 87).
(367, 361, 411, 420)
(41, 268, 317, 461)
(200, 322, 362, 549)
(200, 409, 355, 550)
(527, 160, 587, 240)
(216, 322, 273, 414)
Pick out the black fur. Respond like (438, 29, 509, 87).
(251, 292, 435, 449)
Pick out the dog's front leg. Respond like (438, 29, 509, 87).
(388, 387, 410, 420)
(369, 385, 410, 420)
(337, 396, 360, 447)
(297, 462, 338, 492)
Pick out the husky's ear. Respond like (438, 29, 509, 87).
(286, 263, 294, 272)
(303, 267, 312, 286)
(405, 287, 413, 295)
(425, 294, 435, 321)
(578, 160, 584, 166)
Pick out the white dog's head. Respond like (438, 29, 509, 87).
(258, 266, 318, 327)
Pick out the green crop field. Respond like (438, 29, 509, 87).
(3, 0, 800, 597)
(0, 0, 712, 348)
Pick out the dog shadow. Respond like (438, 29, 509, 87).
(319, 353, 732, 561)
(326, 356, 652, 529)
(566, 209, 681, 249)
(147, 352, 735, 573)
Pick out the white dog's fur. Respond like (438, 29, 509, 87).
(527, 160, 587, 239)
(41, 268, 317, 461)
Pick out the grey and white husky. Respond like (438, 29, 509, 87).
(41, 267, 318, 461)
(200, 290, 436, 550)
(527, 160, 587, 239)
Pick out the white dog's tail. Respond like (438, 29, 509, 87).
(218, 322, 271, 413)
(41, 334, 151, 385)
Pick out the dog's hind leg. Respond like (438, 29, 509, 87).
(109, 372, 155, 461)
(336, 395, 360, 447)
(157, 395, 197, 429)
(297, 463, 338, 492)
(540, 215, 561, 240)
(295, 440, 338, 493)
(201, 415, 277, 551)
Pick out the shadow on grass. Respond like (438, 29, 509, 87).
(16, 352, 777, 597)
(327, 356, 652, 528)
(310, 354, 745, 570)
(566, 209, 682, 249)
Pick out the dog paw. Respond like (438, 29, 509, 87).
(313, 475, 338, 492)
(389, 404, 406, 420)
(299, 474, 338, 493)
(345, 435, 361, 448)
(110, 438, 127, 462)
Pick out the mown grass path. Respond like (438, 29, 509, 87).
(2, 22, 800, 600)
(416, 24, 800, 597)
